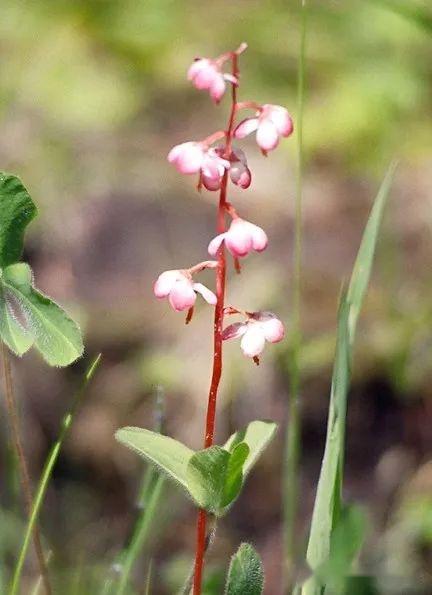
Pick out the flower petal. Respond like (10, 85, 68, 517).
(234, 118, 259, 139)
(261, 318, 285, 343)
(210, 75, 226, 103)
(222, 322, 247, 341)
(168, 278, 196, 312)
(230, 162, 251, 189)
(153, 270, 180, 298)
(225, 220, 253, 258)
(248, 223, 268, 252)
(208, 233, 226, 256)
(256, 120, 279, 151)
(241, 326, 266, 357)
(263, 104, 294, 136)
(187, 58, 210, 81)
(193, 282, 217, 305)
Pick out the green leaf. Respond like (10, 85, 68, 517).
(224, 420, 277, 477)
(115, 427, 193, 492)
(222, 442, 250, 508)
(187, 446, 230, 513)
(0, 173, 37, 268)
(315, 505, 367, 593)
(2, 263, 83, 366)
(224, 543, 264, 595)
(0, 283, 33, 356)
(302, 164, 396, 595)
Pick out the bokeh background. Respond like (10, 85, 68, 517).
(1, 1, 432, 593)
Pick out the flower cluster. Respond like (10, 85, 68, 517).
(154, 45, 293, 360)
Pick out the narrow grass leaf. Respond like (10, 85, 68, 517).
(224, 543, 264, 595)
(10, 354, 101, 595)
(302, 164, 396, 594)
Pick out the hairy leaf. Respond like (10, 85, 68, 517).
(2, 263, 83, 366)
(225, 543, 264, 595)
(187, 446, 230, 513)
(222, 442, 250, 508)
(224, 420, 277, 477)
(0, 283, 33, 356)
(0, 173, 37, 268)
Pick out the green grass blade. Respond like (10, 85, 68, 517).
(116, 475, 165, 595)
(9, 354, 102, 595)
(302, 164, 396, 594)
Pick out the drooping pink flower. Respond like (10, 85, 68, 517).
(222, 312, 285, 358)
(208, 218, 268, 258)
(229, 148, 252, 189)
(168, 142, 206, 175)
(200, 148, 230, 191)
(187, 58, 237, 103)
(234, 104, 294, 151)
(154, 269, 217, 312)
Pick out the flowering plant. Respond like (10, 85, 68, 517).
(116, 43, 293, 594)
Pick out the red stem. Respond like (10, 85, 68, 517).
(192, 51, 240, 595)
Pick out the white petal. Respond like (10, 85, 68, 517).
(153, 270, 180, 298)
(208, 233, 226, 256)
(234, 118, 259, 139)
(256, 120, 279, 151)
(168, 278, 196, 311)
(261, 318, 285, 343)
(193, 282, 217, 305)
(241, 327, 266, 358)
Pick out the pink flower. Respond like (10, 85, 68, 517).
(168, 142, 206, 175)
(200, 148, 230, 191)
(229, 148, 252, 189)
(187, 58, 237, 103)
(234, 104, 294, 151)
(208, 218, 268, 258)
(154, 270, 217, 312)
(222, 312, 285, 358)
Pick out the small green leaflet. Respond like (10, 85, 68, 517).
(0, 172, 83, 366)
(116, 420, 277, 516)
(0, 173, 37, 268)
(224, 543, 264, 595)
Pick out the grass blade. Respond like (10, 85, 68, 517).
(302, 164, 397, 593)
(10, 354, 102, 595)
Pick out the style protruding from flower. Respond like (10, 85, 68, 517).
(222, 311, 285, 361)
(234, 103, 294, 152)
(154, 263, 217, 312)
(187, 57, 238, 104)
(208, 217, 268, 258)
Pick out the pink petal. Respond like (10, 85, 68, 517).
(202, 174, 221, 191)
(222, 322, 247, 341)
(256, 120, 279, 151)
(193, 66, 218, 90)
(209, 75, 226, 103)
(266, 105, 293, 137)
(208, 233, 226, 256)
(261, 318, 285, 343)
(187, 59, 210, 81)
(248, 223, 268, 252)
(241, 327, 266, 357)
(225, 220, 253, 258)
(193, 282, 217, 305)
(230, 162, 251, 189)
(168, 278, 196, 312)
(234, 118, 259, 139)
(153, 270, 180, 298)
(172, 142, 204, 174)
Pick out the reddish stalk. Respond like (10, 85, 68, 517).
(192, 50, 240, 595)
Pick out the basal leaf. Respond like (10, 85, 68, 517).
(2, 263, 83, 366)
(0, 282, 33, 356)
(115, 427, 193, 492)
(0, 173, 37, 268)
(222, 442, 249, 508)
(186, 446, 230, 513)
(224, 420, 277, 477)
(224, 543, 264, 595)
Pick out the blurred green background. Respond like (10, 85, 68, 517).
(0, 1, 431, 593)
